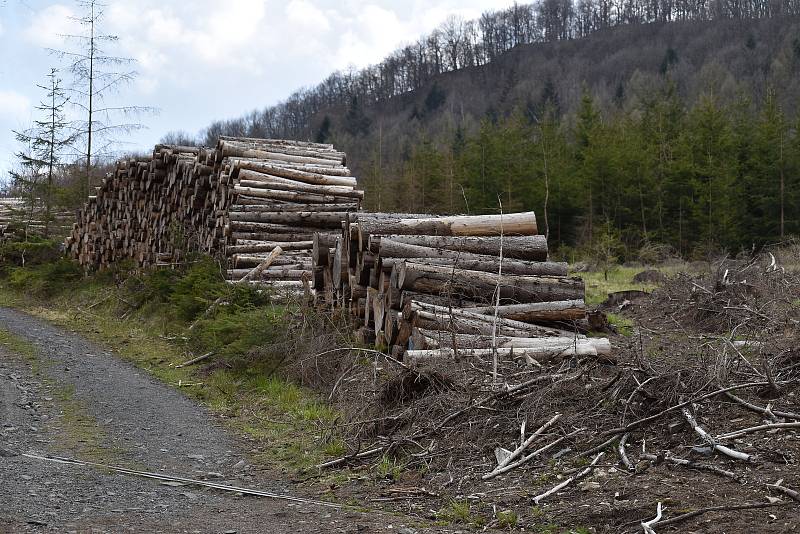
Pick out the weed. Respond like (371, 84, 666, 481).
(6, 259, 83, 297)
(437, 499, 473, 524)
(497, 510, 518, 529)
(607, 313, 634, 336)
(376, 455, 404, 481)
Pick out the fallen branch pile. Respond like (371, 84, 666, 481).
(298, 251, 800, 531)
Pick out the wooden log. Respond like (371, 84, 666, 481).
(468, 300, 587, 323)
(226, 268, 311, 281)
(417, 331, 605, 352)
(228, 211, 352, 228)
(226, 241, 313, 254)
(229, 202, 359, 212)
(407, 301, 575, 338)
(232, 256, 312, 269)
(233, 161, 356, 187)
(405, 338, 612, 366)
(234, 186, 360, 204)
(378, 253, 567, 277)
(230, 231, 332, 242)
(397, 262, 584, 304)
(237, 172, 360, 197)
(237, 246, 283, 283)
(370, 235, 549, 261)
(357, 212, 537, 250)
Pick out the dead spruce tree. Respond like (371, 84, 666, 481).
(54, 0, 153, 198)
(11, 68, 78, 237)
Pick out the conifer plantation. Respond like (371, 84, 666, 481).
(360, 85, 800, 257)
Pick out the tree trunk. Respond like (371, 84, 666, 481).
(397, 261, 584, 303)
(370, 234, 548, 261)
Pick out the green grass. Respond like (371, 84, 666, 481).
(437, 499, 474, 524)
(376, 455, 404, 481)
(0, 255, 345, 473)
(0, 327, 38, 360)
(607, 313, 634, 336)
(496, 510, 518, 529)
(577, 266, 659, 305)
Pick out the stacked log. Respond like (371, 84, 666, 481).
(311, 211, 611, 366)
(65, 137, 362, 300)
(0, 197, 74, 241)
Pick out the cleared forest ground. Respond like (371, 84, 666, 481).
(1, 249, 799, 533)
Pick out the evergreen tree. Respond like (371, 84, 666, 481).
(11, 69, 77, 237)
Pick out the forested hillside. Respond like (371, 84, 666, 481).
(191, 4, 800, 258)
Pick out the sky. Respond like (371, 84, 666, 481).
(0, 0, 519, 180)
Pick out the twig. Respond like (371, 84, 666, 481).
(22, 452, 342, 508)
(640, 453, 739, 480)
(316, 446, 385, 469)
(532, 452, 604, 504)
(175, 351, 214, 368)
(495, 413, 562, 470)
(483, 429, 582, 480)
(682, 406, 751, 462)
(716, 422, 800, 440)
(618, 433, 634, 471)
(603, 381, 781, 437)
(768, 479, 800, 502)
(651, 502, 785, 529)
(725, 392, 800, 421)
(577, 434, 619, 458)
(641, 502, 662, 534)
(491, 197, 504, 386)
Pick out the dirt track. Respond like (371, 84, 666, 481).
(0, 307, 430, 533)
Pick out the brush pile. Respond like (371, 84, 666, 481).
(298, 250, 800, 532)
(65, 137, 362, 298)
(312, 210, 610, 363)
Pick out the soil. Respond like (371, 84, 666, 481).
(0, 307, 443, 534)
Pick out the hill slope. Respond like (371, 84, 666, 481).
(202, 16, 800, 256)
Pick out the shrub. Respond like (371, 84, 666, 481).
(0, 239, 62, 267)
(6, 258, 83, 297)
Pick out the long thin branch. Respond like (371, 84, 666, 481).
(532, 452, 605, 504)
(603, 381, 779, 437)
(716, 422, 800, 440)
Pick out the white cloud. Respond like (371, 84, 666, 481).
(23, 4, 79, 48)
(0, 90, 31, 121)
(286, 0, 331, 31)
(0, 17, 5, 37)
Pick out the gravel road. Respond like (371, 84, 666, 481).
(0, 307, 433, 534)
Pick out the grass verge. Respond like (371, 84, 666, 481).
(0, 254, 343, 474)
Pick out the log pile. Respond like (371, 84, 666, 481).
(311, 211, 611, 365)
(65, 134, 609, 364)
(0, 197, 73, 241)
(65, 137, 362, 298)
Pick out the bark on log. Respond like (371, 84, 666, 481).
(397, 261, 584, 304)
(405, 339, 612, 366)
(228, 211, 353, 227)
(237, 246, 283, 283)
(407, 301, 575, 338)
(468, 300, 587, 322)
(357, 212, 537, 249)
(370, 235, 548, 261)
